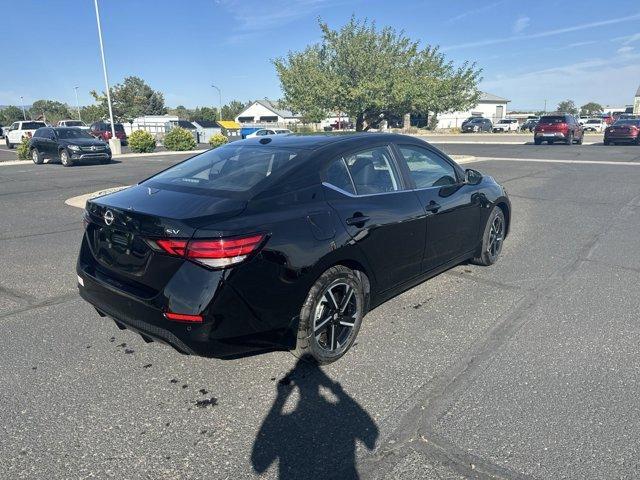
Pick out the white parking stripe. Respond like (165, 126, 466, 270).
(471, 157, 640, 166)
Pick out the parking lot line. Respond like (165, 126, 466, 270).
(471, 157, 640, 166)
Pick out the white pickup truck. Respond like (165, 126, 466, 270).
(4, 120, 47, 148)
(57, 119, 90, 130)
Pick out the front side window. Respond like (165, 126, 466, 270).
(343, 147, 399, 195)
(146, 145, 301, 194)
(398, 145, 457, 189)
(22, 122, 46, 130)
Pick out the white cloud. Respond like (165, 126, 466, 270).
(612, 32, 640, 45)
(512, 16, 530, 34)
(443, 13, 640, 50)
(446, 1, 506, 25)
(617, 45, 634, 54)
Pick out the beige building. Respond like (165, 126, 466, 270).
(634, 85, 640, 114)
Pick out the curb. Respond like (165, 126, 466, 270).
(451, 155, 477, 164)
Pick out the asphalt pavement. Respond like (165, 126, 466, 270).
(1, 143, 640, 479)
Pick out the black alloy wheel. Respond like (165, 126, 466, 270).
(472, 206, 505, 266)
(295, 266, 366, 364)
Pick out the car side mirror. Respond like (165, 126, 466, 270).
(464, 168, 482, 185)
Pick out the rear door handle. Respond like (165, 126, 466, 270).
(345, 215, 370, 226)
(425, 201, 441, 213)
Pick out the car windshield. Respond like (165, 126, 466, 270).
(539, 116, 566, 124)
(23, 122, 46, 129)
(64, 121, 85, 127)
(468, 118, 483, 123)
(57, 128, 94, 139)
(146, 145, 302, 194)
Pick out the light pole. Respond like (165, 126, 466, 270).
(19, 96, 26, 120)
(211, 84, 222, 121)
(93, 0, 119, 152)
(74, 86, 81, 121)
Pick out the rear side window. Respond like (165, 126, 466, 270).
(22, 122, 46, 130)
(398, 145, 457, 188)
(324, 158, 355, 195)
(539, 116, 566, 124)
(147, 145, 301, 193)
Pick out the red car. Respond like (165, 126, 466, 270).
(603, 118, 640, 145)
(89, 121, 127, 145)
(534, 114, 584, 145)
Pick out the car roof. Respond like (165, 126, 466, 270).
(236, 132, 413, 151)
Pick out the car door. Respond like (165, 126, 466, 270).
(8, 122, 19, 144)
(322, 145, 426, 291)
(394, 143, 481, 273)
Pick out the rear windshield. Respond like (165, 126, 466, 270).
(586, 119, 601, 124)
(539, 116, 566, 124)
(146, 145, 302, 194)
(23, 122, 46, 129)
(64, 121, 85, 127)
(113, 124, 125, 132)
(613, 119, 640, 126)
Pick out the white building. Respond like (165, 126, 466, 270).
(436, 92, 510, 129)
(236, 100, 301, 125)
(124, 114, 179, 135)
(634, 85, 640, 114)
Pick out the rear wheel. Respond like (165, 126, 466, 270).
(60, 149, 73, 167)
(565, 132, 574, 145)
(294, 266, 366, 364)
(31, 148, 43, 164)
(472, 206, 505, 266)
(576, 133, 583, 145)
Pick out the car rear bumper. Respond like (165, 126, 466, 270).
(604, 134, 638, 142)
(535, 131, 568, 138)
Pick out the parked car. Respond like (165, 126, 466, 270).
(603, 118, 640, 145)
(89, 121, 127, 145)
(534, 114, 584, 145)
(58, 119, 90, 130)
(0, 125, 4, 138)
(76, 133, 511, 364)
(28, 127, 111, 166)
(4, 120, 47, 148)
(461, 117, 492, 133)
(582, 118, 607, 133)
(600, 114, 615, 125)
(246, 128, 292, 138)
(492, 118, 519, 133)
(520, 119, 539, 132)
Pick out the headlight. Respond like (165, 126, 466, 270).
(67, 144, 81, 151)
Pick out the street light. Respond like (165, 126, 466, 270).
(93, 0, 118, 152)
(74, 86, 81, 121)
(211, 84, 222, 121)
(19, 96, 26, 120)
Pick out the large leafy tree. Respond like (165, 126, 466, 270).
(91, 76, 166, 120)
(557, 100, 578, 115)
(190, 106, 218, 123)
(221, 100, 247, 120)
(29, 100, 72, 123)
(0, 105, 26, 124)
(580, 102, 603, 116)
(274, 17, 481, 130)
(79, 104, 105, 123)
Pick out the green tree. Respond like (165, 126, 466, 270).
(221, 100, 247, 120)
(91, 76, 166, 120)
(274, 17, 481, 131)
(79, 104, 105, 123)
(580, 102, 603, 116)
(190, 106, 218, 123)
(0, 105, 26, 124)
(29, 100, 72, 123)
(557, 100, 578, 115)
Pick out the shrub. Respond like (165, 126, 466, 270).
(208, 133, 228, 149)
(17, 136, 31, 160)
(163, 127, 196, 151)
(128, 130, 156, 153)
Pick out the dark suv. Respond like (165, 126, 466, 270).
(89, 121, 127, 145)
(534, 114, 584, 145)
(29, 127, 111, 166)
(461, 117, 492, 133)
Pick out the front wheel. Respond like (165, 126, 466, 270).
(294, 266, 366, 364)
(99, 156, 112, 164)
(534, 138, 542, 145)
(6, 138, 13, 149)
(471, 206, 506, 266)
(31, 148, 43, 164)
(60, 149, 73, 167)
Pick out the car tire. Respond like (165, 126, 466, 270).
(603, 139, 610, 146)
(60, 149, 73, 167)
(99, 156, 111, 164)
(294, 265, 367, 365)
(534, 138, 542, 145)
(6, 138, 13, 149)
(565, 132, 574, 145)
(576, 133, 583, 145)
(31, 148, 43, 165)
(471, 206, 506, 266)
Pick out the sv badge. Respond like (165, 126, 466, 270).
(165, 228, 180, 235)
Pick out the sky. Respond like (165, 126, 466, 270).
(2, 0, 640, 111)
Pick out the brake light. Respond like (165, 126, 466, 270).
(164, 311, 203, 323)
(152, 234, 266, 269)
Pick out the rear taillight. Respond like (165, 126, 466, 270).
(164, 311, 203, 323)
(151, 234, 266, 269)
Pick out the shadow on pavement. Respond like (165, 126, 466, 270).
(252, 356, 379, 479)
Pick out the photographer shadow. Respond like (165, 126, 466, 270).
(252, 356, 379, 479)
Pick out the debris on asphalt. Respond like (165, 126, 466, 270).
(195, 397, 218, 408)
(124, 349, 135, 354)
(143, 364, 152, 369)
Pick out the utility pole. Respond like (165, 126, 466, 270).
(74, 86, 81, 121)
(543, 99, 547, 113)
(94, 0, 119, 153)
(211, 84, 222, 121)
(19, 96, 26, 120)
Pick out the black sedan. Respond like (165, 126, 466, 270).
(77, 134, 511, 364)
(29, 127, 111, 166)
